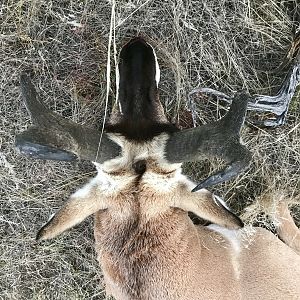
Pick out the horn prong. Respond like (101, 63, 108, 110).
(191, 149, 251, 192)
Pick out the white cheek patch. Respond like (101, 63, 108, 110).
(208, 224, 241, 254)
(97, 169, 131, 195)
(208, 224, 241, 280)
(72, 176, 98, 198)
(153, 51, 160, 87)
(72, 169, 123, 198)
(148, 42, 160, 86)
(214, 195, 230, 210)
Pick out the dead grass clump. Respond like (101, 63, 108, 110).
(1, 0, 299, 298)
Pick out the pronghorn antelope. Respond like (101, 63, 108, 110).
(16, 38, 300, 300)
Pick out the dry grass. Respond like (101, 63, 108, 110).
(1, 0, 300, 299)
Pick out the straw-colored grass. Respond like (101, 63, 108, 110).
(1, 0, 299, 298)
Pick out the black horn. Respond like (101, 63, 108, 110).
(165, 91, 251, 192)
(16, 73, 121, 163)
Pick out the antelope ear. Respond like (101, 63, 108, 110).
(37, 177, 108, 241)
(172, 189, 243, 229)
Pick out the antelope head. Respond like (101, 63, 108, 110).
(16, 38, 251, 238)
(16, 37, 251, 192)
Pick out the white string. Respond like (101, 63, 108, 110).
(95, 0, 116, 162)
(113, 9, 120, 108)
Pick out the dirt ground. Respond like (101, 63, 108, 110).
(1, 0, 299, 299)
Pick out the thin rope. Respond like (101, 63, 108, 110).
(95, 0, 116, 162)
(113, 10, 119, 108)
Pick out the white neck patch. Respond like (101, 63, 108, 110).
(94, 133, 181, 173)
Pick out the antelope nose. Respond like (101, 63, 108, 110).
(132, 160, 147, 175)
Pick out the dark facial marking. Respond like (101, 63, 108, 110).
(132, 160, 147, 175)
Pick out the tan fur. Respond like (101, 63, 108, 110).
(37, 176, 109, 240)
(276, 201, 300, 255)
(172, 188, 242, 229)
(38, 135, 300, 300)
